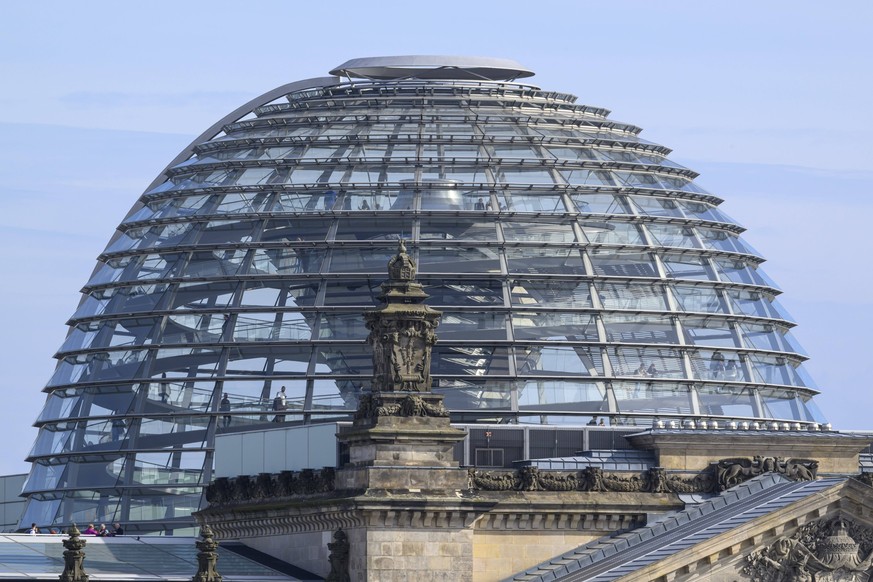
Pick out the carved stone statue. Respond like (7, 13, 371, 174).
(192, 524, 222, 582)
(364, 240, 441, 394)
(326, 528, 350, 582)
(60, 523, 89, 582)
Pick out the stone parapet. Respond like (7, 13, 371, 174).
(626, 429, 872, 474)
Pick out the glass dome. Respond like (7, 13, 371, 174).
(21, 56, 825, 533)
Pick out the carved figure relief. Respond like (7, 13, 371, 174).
(364, 240, 441, 394)
(743, 517, 873, 582)
(715, 456, 818, 491)
(326, 529, 351, 582)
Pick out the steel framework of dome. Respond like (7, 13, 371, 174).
(21, 56, 825, 533)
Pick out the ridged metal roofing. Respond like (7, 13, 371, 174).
(507, 475, 845, 582)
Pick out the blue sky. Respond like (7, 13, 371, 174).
(0, 0, 870, 475)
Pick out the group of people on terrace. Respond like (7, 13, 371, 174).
(28, 522, 123, 536)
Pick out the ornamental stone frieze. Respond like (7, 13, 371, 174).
(466, 457, 819, 495)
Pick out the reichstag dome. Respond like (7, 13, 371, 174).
(21, 56, 825, 533)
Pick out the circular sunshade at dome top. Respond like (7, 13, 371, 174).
(22, 56, 825, 533)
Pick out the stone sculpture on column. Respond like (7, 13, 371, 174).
(59, 523, 89, 582)
(192, 524, 222, 582)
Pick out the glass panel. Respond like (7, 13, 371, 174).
(254, 247, 326, 274)
(682, 318, 741, 348)
(662, 254, 714, 281)
(505, 247, 583, 275)
(420, 218, 497, 241)
(197, 220, 257, 245)
(107, 223, 197, 253)
(496, 168, 555, 185)
(328, 246, 398, 273)
(610, 347, 686, 379)
(688, 349, 747, 381)
(61, 318, 159, 352)
(646, 224, 701, 249)
(233, 312, 314, 342)
(613, 382, 693, 416)
(714, 258, 776, 287)
(170, 281, 237, 310)
(677, 199, 736, 223)
(314, 345, 371, 376)
(542, 145, 598, 162)
(570, 193, 631, 214)
(697, 385, 757, 418)
(50, 350, 150, 386)
(132, 451, 206, 485)
(225, 346, 312, 376)
(184, 250, 247, 278)
(274, 191, 324, 212)
(311, 379, 358, 413)
(262, 218, 333, 241)
(671, 284, 728, 313)
(499, 192, 566, 212)
(238, 280, 318, 309)
(589, 249, 656, 277)
(419, 246, 501, 274)
(726, 289, 785, 319)
(212, 192, 273, 214)
(603, 314, 678, 344)
(510, 279, 592, 308)
(502, 220, 578, 243)
(517, 380, 607, 412)
(740, 322, 793, 352)
(597, 282, 668, 310)
(515, 346, 603, 376)
(431, 346, 510, 376)
(698, 228, 758, 255)
(512, 313, 598, 341)
(220, 379, 306, 422)
(335, 217, 412, 241)
(424, 278, 504, 307)
(318, 312, 369, 340)
(747, 355, 808, 387)
(759, 388, 804, 421)
(436, 378, 513, 411)
(583, 221, 643, 245)
(106, 283, 172, 314)
(628, 195, 685, 218)
(439, 311, 507, 341)
(322, 279, 381, 307)
(561, 169, 615, 186)
(152, 347, 220, 377)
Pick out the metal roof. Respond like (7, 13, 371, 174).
(506, 474, 846, 582)
(0, 535, 314, 581)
